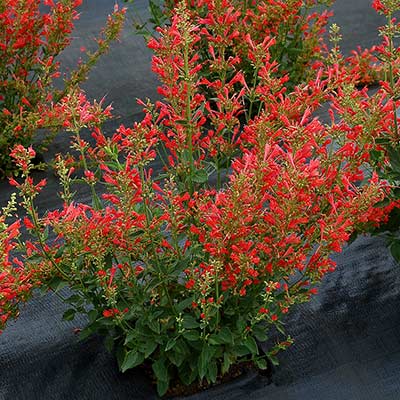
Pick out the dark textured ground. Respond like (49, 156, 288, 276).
(1, 1, 399, 399)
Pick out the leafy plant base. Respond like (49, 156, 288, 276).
(141, 361, 271, 398)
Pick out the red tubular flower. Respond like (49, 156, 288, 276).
(185, 279, 196, 289)
(103, 308, 119, 318)
(372, 0, 387, 14)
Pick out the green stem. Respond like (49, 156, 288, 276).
(215, 271, 220, 328)
(183, 38, 194, 194)
(247, 65, 260, 123)
(28, 198, 70, 281)
(75, 130, 102, 209)
(216, 162, 222, 190)
(139, 165, 156, 244)
(387, 14, 400, 141)
(139, 166, 176, 314)
(156, 142, 170, 171)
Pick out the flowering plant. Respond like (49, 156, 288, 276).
(0, 0, 125, 177)
(0, 0, 398, 397)
(127, 0, 335, 90)
(336, 0, 400, 261)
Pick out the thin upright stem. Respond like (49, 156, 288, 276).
(387, 14, 400, 141)
(183, 38, 195, 194)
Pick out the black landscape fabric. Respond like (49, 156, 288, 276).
(1, 1, 400, 399)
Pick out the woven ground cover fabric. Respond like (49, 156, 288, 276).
(1, 0, 400, 399)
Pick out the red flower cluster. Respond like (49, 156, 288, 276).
(0, 203, 31, 332)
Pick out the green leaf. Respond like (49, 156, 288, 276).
(198, 344, 215, 380)
(92, 191, 103, 210)
(209, 326, 234, 345)
(143, 340, 158, 358)
(187, 339, 202, 351)
(253, 324, 268, 342)
(255, 357, 268, 370)
(370, 149, 384, 163)
(116, 344, 125, 370)
(207, 360, 218, 383)
(39, 285, 49, 296)
(174, 338, 190, 354)
(208, 335, 220, 345)
(268, 354, 279, 366)
(390, 241, 400, 262)
(388, 146, 400, 171)
(182, 315, 200, 329)
(156, 380, 169, 397)
(165, 338, 177, 351)
(147, 319, 161, 334)
(54, 246, 64, 259)
(88, 309, 98, 324)
(275, 323, 286, 336)
(78, 326, 93, 341)
(198, 354, 207, 380)
(244, 336, 259, 355)
(159, 295, 169, 307)
(62, 308, 76, 321)
(42, 226, 49, 241)
(65, 294, 82, 305)
(192, 169, 208, 184)
(233, 345, 251, 357)
(222, 352, 232, 375)
(48, 277, 68, 293)
(236, 317, 247, 332)
(183, 330, 200, 341)
(175, 297, 194, 313)
(167, 350, 186, 367)
(124, 331, 136, 346)
(219, 326, 234, 344)
(121, 350, 145, 372)
(152, 358, 169, 382)
(179, 365, 197, 385)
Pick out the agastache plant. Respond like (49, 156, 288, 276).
(0, 0, 125, 177)
(338, 0, 400, 261)
(127, 0, 334, 91)
(0, 0, 398, 397)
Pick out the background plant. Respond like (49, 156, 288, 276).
(339, 0, 400, 261)
(127, 0, 335, 90)
(0, 0, 125, 177)
(0, 0, 398, 398)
